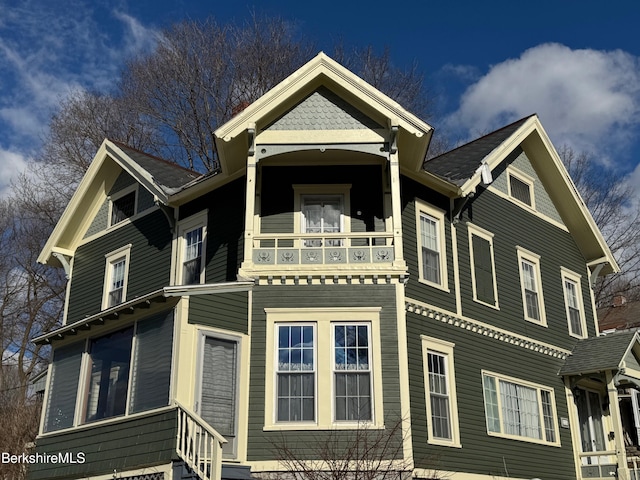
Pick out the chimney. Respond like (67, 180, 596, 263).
(612, 294, 627, 307)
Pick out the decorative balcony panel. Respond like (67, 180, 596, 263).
(252, 232, 394, 268)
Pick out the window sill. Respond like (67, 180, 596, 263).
(524, 317, 548, 328)
(427, 439, 462, 448)
(417, 278, 450, 293)
(472, 297, 500, 310)
(263, 421, 386, 431)
(486, 430, 560, 447)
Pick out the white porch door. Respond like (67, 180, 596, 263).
(577, 388, 607, 465)
(199, 336, 238, 458)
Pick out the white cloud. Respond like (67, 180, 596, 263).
(446, 43, 640, 160)
(0, 147, 29, 197)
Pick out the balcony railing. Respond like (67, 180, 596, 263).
(175, 401, 226, 480)
(251, 232, 395, 267)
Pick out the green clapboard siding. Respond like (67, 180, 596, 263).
(188, 291, 249, 334)
(66, 209, 172, 322)
(401, 176, 457, 312)
(179, 177, 246, 283)
(457, 186, 595, 349)
(28, 409, 177, 480)
(247, 284, 402, 462)
(407, 312, 576, 480)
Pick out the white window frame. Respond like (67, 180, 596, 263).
(102, 244, 132, 310)
(506, 166, 535, 210)
(482, 370, 560, 446)
(108, 184, 138, 227)
(175, 211, 207, 285)
(468, 224, 499, 309)
(561, 267, 588, 339)
(516, 246, 546, 326)
(293, 184, 351, 247)
(421, 336, 461, 448)
(415, 199, 448, 291)
(264, 307, 383, 430)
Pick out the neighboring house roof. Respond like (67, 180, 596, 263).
(559, 331, 639, 376)
(424, 115, 533, 186)
(599, 298, 640, 332)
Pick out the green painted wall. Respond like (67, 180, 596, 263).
(28, 409, 177, 480)
(401, 177, 457, 312)
(179, 178, 245, 283)
(457, 185, 596, 348)
(260, 165, 386, 238)
(188, 291, 249, 334)
(67, 209, 172, 322)
(246, 284, 402, 462)
(407, 312, 576, 480)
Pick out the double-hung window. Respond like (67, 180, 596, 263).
(561, 268, 587, 338)
(102, 245, 132, 310)
(416, 200, 448, 290)
(265, 307, 382, 430)
(422, 336, 460, 447)
(334, 323, 372, 421)
(176, 211, 207, 285)
(276, 324, 315, 422)
(516, 247, 546, 325)
(482, 371, 559, 445)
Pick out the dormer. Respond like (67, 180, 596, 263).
(213, 53, 433, 282)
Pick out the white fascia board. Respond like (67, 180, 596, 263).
(163, 281, 254, 297)
(103, 140, 170, 205)
(214, 52, 432, 153)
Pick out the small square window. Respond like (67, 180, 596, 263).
(111, 190, 136, 226)
(507, 168, 535, 209)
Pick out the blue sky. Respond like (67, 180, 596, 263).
(1, 0, 639, 198)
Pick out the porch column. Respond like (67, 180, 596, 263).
(241, 125, 258, 271)
(606, 370, 630, 480)
(388, 126, 405, 269)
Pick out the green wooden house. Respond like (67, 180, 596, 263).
(29, 53, 638, 480)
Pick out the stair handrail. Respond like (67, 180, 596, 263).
(174, 400, 227, 480)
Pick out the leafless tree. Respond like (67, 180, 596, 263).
(266, 418, 441, 480)
(558, 144, 640, 305)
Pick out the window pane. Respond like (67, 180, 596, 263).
(500, 380, 541, 439)
(108, 258, 126, 307)
(483, 375, 501, 433)
(428, 352, 451, 440)
(276, 324, 315, 422)
(183, 226, 203, 285)
(129, 311, 174, 414)
(521, 260, 540, 320)
(44, 343, 84, 432)
(85, 327, 134, 422)
(510, 175, 531, 206)
(111, 191, 136, 225)
(472, 234, 495, 304)
(420, 214, 441, 284)
(541, 390, 556, 443)
(334, 324, 371, 421)
(335, 372, 371, 421)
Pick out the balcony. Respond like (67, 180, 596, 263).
(250, 232, 395, 269)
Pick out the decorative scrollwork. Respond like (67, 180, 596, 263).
(375, 249, 390, 261)
(352, 250, 366, 261)
(281, 251, 295, 263)
(328, 251, 343, 262)
(257, 251, 272, 263)
(305, 251, 320, 262)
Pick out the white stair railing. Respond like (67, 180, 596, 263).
(175, 401, 227, 480)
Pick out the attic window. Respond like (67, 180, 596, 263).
(111, 190, 137, 226)
(508, 170, 534, 208)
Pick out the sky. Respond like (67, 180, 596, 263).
(0, 0, 639, 199)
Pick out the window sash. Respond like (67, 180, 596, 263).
(276, 324, 316, 422)
(111, 191, 136, 225)
(521, 260, 540, 320)
(509, 175, 532, 206)
(564, 279, 584, 336)
(301, 195, 343, 247)
(183, 226, 203, 284)
(334, 324, 372, 421)
(420, 213, 441, 284)
(108, 258, 126, 307)
(428, 352, 452, 440)
(472, 234, 496, 305)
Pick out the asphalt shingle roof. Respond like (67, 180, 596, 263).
(559, 331, 638, 376)
(423, 115, 533, 186)
(110, 140, 202, 192)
